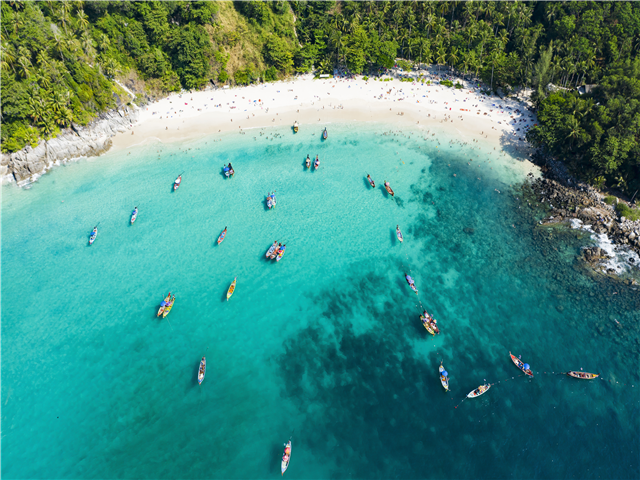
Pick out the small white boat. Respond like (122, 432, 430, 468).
(130, 207, 138, 224)
(267, 192, 277, 209)
(89, 227, 98, 245)
(467, 384, 491, 398)
(198, 357, 206, 384)
(439, 362, 449, 391)
(281, 439, 292, 475)
(266, 241, 278, 258)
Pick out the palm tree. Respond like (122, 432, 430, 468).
(405, 37, 416, 62)
(489, 50, 502, 92)
(448, 1, 458, 29)
(565, 116, 581, 148)
(436, 46, 447, 75)
(98, 33, 110, 52)
(448, 47, 459, 71)
(478, 28, 491, 63)
(76, 9, 89, 32)
(1, 42, 16, 73)
(17, 46, 31, 78)
(425, 13, 435, 39)
(80, 31, 96, 58)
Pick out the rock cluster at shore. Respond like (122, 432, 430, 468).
(523, 160, 640, 275)
(1, 106, 139, 185)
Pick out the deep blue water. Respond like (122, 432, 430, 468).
(2, 123, 639, 479)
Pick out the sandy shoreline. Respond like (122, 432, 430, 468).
(113, 72, 539, 176)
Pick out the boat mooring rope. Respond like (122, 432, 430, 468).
(451, 372, 636, 409)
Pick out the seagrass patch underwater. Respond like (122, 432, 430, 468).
(2, 123, 639, 479)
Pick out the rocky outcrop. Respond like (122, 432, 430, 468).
(1, 105, 139, 185)
(522, 172, 640, 273)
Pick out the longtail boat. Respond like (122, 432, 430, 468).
(322, 128, 328, 140)
(266, 241, 278, 258)
(293, 121, 299, 133)
(130, 207, 138, 224)
(439, 362, 449, 391)
(89, 227, 98, 245)
(367, 174, 375, 188)
(157, 292, 171, 317)
(281, 438, 292, 475)
(162, 295, 175, 318)
(173, 175, 182, 190)
(226, 277, 237, 301)
(467, 384, 490, 398)
(509, 351, 533, 377)
(421, 315, 436, 335)
(217, 227, 227, 244)
(396, 225, 403, 242)
(567, 371, 599, 379)
(270, 243, 282, 259)
(198, 357, 206, 384)
(384, 181, 395, 196)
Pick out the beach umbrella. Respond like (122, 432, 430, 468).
(523, 364, 530, 370)
(442, 371, 448, 377)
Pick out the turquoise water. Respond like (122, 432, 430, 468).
(2, 123, 639, 479)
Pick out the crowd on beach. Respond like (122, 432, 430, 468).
(132, 65, 537, 164)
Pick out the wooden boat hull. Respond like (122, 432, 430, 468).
(421, 315, 435, 335)
(266, 242, 278, 257)
(314, 161, 319, 170)
(157, 294, 171, 317)
(217, 229, 227, 244)
(510, 352, 533, 377)
(322, 129, 327, 139)
(384, 183, 395, 196)
(396, 228, 403, 242)
(439, 364, 449, 391)
(367, 177, 375, 188)
(227, 278, 237, 300)
(174, 177, 181, 190)
(409, 284, 418, 294)
(198, 357, 206, 384)
(306, 160, 310, 168)
(567, 371, 599, 379)
(467, 384, 490, 398)
(162, 297, 175, 318)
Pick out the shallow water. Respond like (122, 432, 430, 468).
(2, 122, 639, 479)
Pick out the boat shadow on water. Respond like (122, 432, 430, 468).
(191, 359, 201, 386)
(268, 442, 282, 475)
(391, 228, 401, 245)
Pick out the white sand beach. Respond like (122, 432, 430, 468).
(113, 69, 539, 175)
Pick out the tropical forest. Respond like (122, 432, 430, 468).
(2, 1, 640, 194)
